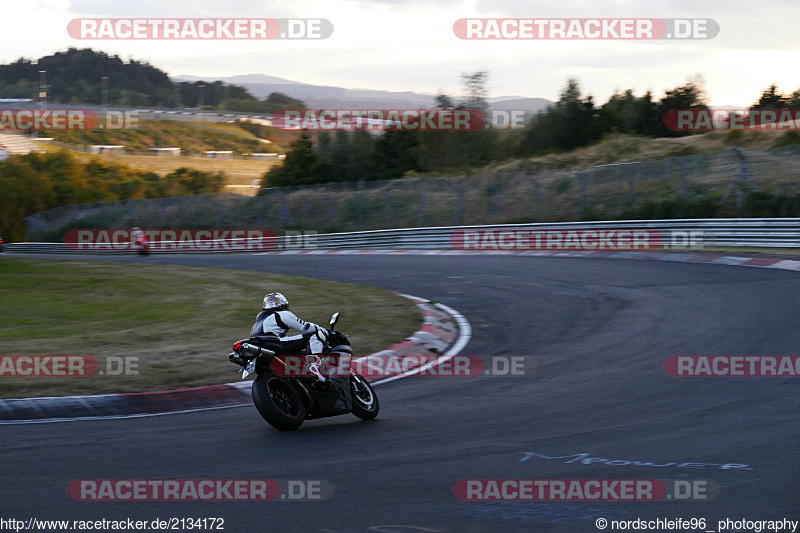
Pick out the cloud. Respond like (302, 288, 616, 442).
(470, 0, 800, 50)
(67, 0, 306, 17)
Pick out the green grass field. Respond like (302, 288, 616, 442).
(0, 257, 421, 398)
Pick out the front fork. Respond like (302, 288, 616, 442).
(304, 352, 353, 380)
(304, 355, 327, 381)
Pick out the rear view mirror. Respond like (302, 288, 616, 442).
(329, 312, 340, 328)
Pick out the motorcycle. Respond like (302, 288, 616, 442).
(133, 237, 149, 256)
(228, 312, 379, 431)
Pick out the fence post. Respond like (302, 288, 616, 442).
(488, 182, 500, 220)
(195, 196, 204, 226)
(453, 183, 463, 226)
(278, 195, 292, 227)
(327, 194, 335, 229)
(783, 146, 790, 175)
(385, 183, 393, 228)
(159, 198, 167, 227)
(177, 198, 185, 227)
(721, 147, 759, 215)
(356, 193, 363, 227)
(677, 157, 688, 197)
(624, 166, 633, 205)
(302, 192, 309, 227)
(146, 199, 154, 228)
(260, 194, 269, 228)
(524, 171, 539, 221)
(418, 181, 425, 227)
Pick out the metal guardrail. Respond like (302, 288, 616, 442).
(4, 219, 800, 254)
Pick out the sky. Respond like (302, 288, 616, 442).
(4, 0, 800, 106)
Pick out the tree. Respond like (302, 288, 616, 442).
(348, 130, 378, 180)
(752, 84, 789, 110)
(314, 131, 353, 182)
(455, 70, 497, 166)
(517, 79, 600, 154)
(633, 91, 661, 136)
(790, 89, 800, 110)
(416, 94, 459, 170)
(374, 130, 419, 179)
(460, 71, 490, 113)
(656, 77, 708, 136)
(261, 131, 317, 187)
(435, 94, 455, 109)
(265, 92, 306, 110)
(599, 89, 660, 136)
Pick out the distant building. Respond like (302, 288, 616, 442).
(88, 145, 125, 155)
(204, 150, 233, 159)
(248, 153, 285, 160)
(149, 147, 182, 157)
(0, 132, 45, 155)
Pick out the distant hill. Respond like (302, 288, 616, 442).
(0, 48, 177, 107)
(177, 74, 297, 85)
(173, 73, 552, 114)
(0, 48, 257, 109)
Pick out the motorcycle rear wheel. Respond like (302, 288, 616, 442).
(252, 373, 306, 431)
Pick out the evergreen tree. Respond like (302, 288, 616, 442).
(752, 84, 789, 110)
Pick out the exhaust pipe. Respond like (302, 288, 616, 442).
(230, 344, 277, 367)
(241, 343, 276, 358)
(229, 352, 247, 366)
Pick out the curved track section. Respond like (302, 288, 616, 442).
(2, 253, 799, 532)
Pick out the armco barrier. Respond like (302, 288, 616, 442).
(4, 218, 800, 254)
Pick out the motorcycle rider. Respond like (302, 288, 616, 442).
(251, 292, 328, 379)
(131, 227, 148, 254)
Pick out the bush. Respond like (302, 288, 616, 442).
(724, 130, 744, 144)
(773, 131, 800, 148)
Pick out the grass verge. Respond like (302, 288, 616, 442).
(0, 257, 421, 399)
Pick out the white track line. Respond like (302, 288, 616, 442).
(370, 299, 472, 386)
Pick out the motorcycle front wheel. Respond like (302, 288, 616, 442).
(350, 373, 379, 420)
(252, 373, 307, 431)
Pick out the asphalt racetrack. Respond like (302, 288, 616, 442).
(2, 253, 799, 532)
